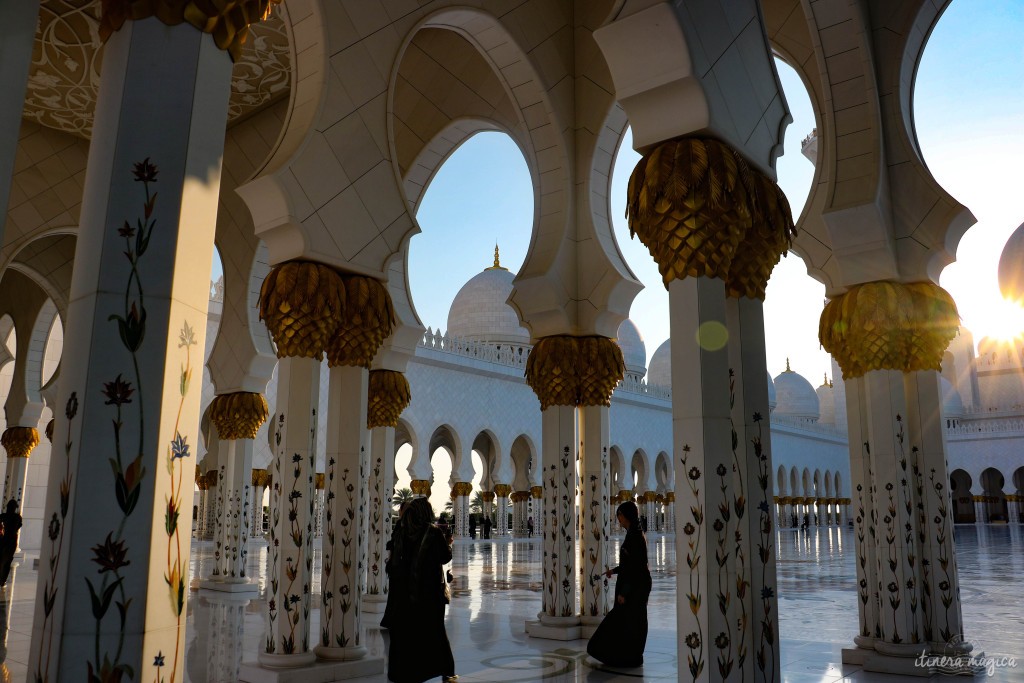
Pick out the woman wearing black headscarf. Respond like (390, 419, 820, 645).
(386, 497, 457, 683)
(587, 500, 652, 668)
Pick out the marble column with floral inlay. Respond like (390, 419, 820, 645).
(579, 403, 612, 632)
(493, 485, 511, 536)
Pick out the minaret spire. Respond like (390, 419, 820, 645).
(785, 357, 791, 372)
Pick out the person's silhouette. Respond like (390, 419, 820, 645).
(0, 501, 22, 586)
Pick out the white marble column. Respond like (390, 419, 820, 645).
(511, 492, 527, 536)
(665, 492, 675, 533)
(452, 483, 472, 538)
(494, 485, 511, 536)
(364, 425, 397, 613)
(317, 363, 369, 661)
(530, 486, 543, 538)
(261, 357, 319, 667)
(579, 404, 611, 630)
(0, 427, 37, 513)
(537, 404, 578, 628)
(27, 14, 233, 681)
(314, 475, 325, 538)
(204, 471, 219, 542)
(195, 476, 208, 539)
(250, 469, 268, 540)
(642, 492, 657, 533)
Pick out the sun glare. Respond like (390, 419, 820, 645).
(972, 298, 1024, 344)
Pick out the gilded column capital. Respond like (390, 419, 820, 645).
(259, 261, 345, 360)
(315, 473, 325, 491)
(655, 494, 665, 504)
(326, 276, 396, 369)
(204, 470, 219, 488)
(99, 0, 283, 60)
(480, 492, 496, 503)
(252, 468, 269, 487)
(530, 486, 543, 499)
(210, 392, 268, 440)
(45, 419, 55, 443)
(525, 335, 624, 409)
(197, 476, 209, 491)
(452, 481, 473, 497)
(511, 491, 530, 503)
(642, 491, 658, 503)
(367, 370, 411, 429)
(410, 479, 431, 497)
(493, 484, 512, 498)
(626, 136, 754, 285)
(819, 280, 958, 378)
(664, 491, 675, 504)
(726, 171, 796, 300)
(1, 426, 39, 459)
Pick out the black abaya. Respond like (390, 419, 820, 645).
(587, 525, 652, 667)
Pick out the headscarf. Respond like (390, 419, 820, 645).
(393, 497, 434, 567)
(616, 500, 640, 528)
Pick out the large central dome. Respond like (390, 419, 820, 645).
(446, 248, 531, 345)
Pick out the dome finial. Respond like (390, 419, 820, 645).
(485, 243, 508, 271)
(786, 357, 791, 372)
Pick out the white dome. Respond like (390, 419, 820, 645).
(940, 376, 965, 417)
(648, 339, 671, 387)
(816, 378, 835, 425)
(999, 221, 1024, 305)
(767, 371, 777, 410)
(446, 261, 530, 345)
(773, 366, 820, 421)
(616, 319, 647, 377)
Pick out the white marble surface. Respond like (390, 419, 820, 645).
(1, 525, 1023, 682)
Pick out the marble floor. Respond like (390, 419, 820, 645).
(1, 525, 1023, 682)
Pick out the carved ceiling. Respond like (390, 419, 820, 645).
(24, 1, 291, 139)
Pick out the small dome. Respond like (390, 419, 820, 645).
(773, 363, 820, 421)
(648, 339, 671, 387)
(616, 319, 647, 377)
(816, 377, 835, 425)
(446, 249, 530, 345)
(940, 376, 965, 417)
(999, 221, 1024, 305)
(767, 371, 777, 410)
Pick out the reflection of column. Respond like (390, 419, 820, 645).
(493, 485, 511, 536)
(203, 592, 250, 683)
(207, 392, 267, 590)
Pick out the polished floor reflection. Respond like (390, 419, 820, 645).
(0, 525, 1022, 681)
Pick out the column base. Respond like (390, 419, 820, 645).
(313, 644, 368, 661)
(241, 656, 383, 682)
(525, 616, 582, 641)
(254, 652, 317, 670)
(581, 614, 605, 639)
(844, 640, 985, 677)
(361, 594, 387, 613)
(197, 578, 259, 593)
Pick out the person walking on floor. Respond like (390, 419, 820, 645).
(586, 500, 651, 669)
(527, 516, 534, 537)
(387, 497, 458, 683)
(0, 501, 22, 586)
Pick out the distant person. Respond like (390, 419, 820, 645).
(0, 501, 22, 586)
(482, 516, 492, 539)
(468, 517, 477, 539)
(587, 501, 651, 668)
(527, 516, 534, 537)
(387, 497, 457, 683)
(640, 514, 648, 533)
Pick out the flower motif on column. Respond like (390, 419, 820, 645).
(100, 0, 285, 59)
(819, 281, 959, 378)
(0, 427, 39, 459)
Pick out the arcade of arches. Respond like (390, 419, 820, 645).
(0, 1, 1022, 683)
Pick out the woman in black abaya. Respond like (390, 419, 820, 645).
(387, 497, 457, 683)
(587, 500, 652, 668)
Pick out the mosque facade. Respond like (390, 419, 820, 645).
(3, 1, 1023, 682)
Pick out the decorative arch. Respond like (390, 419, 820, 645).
(609, 445, 626, 492)
(510, 434, 535, 490)
(949, 468, 974, 523)
(23, 298, 59, 407)
(654, 451, 671, 492)
(630, 449, 651, 492)
(776, 465, 787, 495)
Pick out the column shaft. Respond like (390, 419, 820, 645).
(541, 405, 577, 622)
(365, 426, 396, 605)
(261, 356, 319, 666)
(211, 438, 255, 583)
(317, 364, 369, 660)
(579, 405, 611, 622)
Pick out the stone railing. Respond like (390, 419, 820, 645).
(771, 413, 847, 437)
(948, 416, 1024, 436)
(618, 376, 671, 400)
(418, 328, 530, 369)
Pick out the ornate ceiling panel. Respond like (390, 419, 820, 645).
(25, 1, 291, 139)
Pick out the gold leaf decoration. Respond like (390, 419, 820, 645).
(410, 479, 431, 497)
(0, 427, 40, 459)
(530, 486, 543, 499)
(99, 0, 283, 60)
(493, 484, 512, 498)
(626, 137, 753, 285)
(259, 261, 344, 360)
(451, 482, 473, 497)
(205, 470, 219, 488)
(367, 370, 411, 429)
(819, 280, 958, 378)
(251, 468, 270, 487)
(727, 169, 797, 299)
(525, 336, 624, 410)
(315, 473, 325, 490)
(325, 276, 396, 369)
(209, 392, 269, 441)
